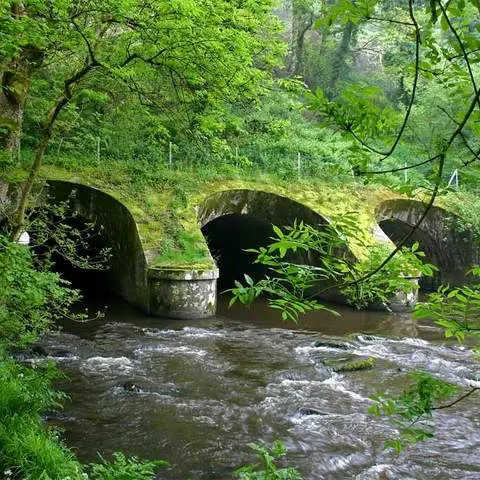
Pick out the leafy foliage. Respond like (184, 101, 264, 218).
(0, 236, 82, 346)
(235, 441, 303, 480)
(341, 241, 436, 309)
(28, 195, 112, 271)
(229, 215, 436, 321)
(89, 452, 168, 480)
(414, 274, 480, 351)
(369, 372, 461, 453)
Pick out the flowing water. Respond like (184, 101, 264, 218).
(35, 295, 479, 479)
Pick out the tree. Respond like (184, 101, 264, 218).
(0, 0, 283, 240)
(286, 0, 320, 76)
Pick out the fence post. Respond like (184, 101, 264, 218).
(297, 152, 301, 177)
(447, 169, 459, 189)
(169, 141, 173, 169)
(404, 162, 408, 182)
(56, 138, 64, 158)
(96, 137, 100, 164)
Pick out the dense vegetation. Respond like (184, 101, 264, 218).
(1, 0, 480, 478)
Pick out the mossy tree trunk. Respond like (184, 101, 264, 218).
(0, 2, 42, 165)
(327, 20, 358, 97)
(0, 68, 26, 163)
(289, 0, 316, 76)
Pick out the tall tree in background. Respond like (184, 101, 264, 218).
(288, 0, 320, 76)
(326, 19, 358, 95)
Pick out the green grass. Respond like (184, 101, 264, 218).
(0, 356, 85, 480)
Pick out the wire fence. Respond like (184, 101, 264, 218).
(51, 136, 460, 188)
(165, 143, 356, 181)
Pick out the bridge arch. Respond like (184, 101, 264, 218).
(197, 189, 340, 291)
(42, 180, 149, 309)
(376, 199, 479, 290)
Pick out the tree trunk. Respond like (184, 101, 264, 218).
(0, 68, 28, 163)
(327, 21, 358, 97)
(0, 3, 42, 165)
(289, 0, 315, 76)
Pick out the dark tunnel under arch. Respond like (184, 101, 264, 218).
(376, 199, 479, 290)
(34, 180, 149, 308)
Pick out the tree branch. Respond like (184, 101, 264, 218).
(10, 60, 99, 241)
(359, 155, 440, 175)
(346, 0, 421, 162)
(437, 1, 480, 111)
(433, 387, 478, 411)
(364, 15, 414, 27)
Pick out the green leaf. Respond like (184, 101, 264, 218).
(272, 225, 284, 238)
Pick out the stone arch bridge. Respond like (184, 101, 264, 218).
(2, 179, 477, 319)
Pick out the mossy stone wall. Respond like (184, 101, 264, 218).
(376, 199, 479, 289)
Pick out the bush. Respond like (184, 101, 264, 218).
(89, 452, 168, 480)
(0, 236, 81, 347)
(235, 441, 303, 480)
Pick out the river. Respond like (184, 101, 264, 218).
(37, 294, 479, 479)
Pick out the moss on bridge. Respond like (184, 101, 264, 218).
(9, 161, 407, 269)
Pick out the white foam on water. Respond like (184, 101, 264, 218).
(134, 345, 208, 357)
(192, 415, 217, 425)
(141, 328, 180, 338)
(323, 454, 354, 472)
(393, 337, 429, 347)
(182, 327, 226, 338)
(294, 345, 319, 356)
(24, 355, 80, 364)
(352, 343, 391, 358)
(289, 412, 339, 425)
(466, 378, 480, 388)
(322, 374, 369, 402)
(297, 343, 353, 353)
(279, 379, 322, 387)
(429, 357, 469, 373)
(49, 355, 80, 362)
(81, 356, 134, 374)
(355, 464, 393, 479)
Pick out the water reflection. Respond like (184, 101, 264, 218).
(218, 295, 421, 339)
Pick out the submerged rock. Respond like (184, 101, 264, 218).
(42, 412, 76, 422)
(31, 345, 49, 356)
(321, 355, 376, 372)
(313, 340, 350, 350)
(355, 334, 385, 343)
(298, 407, 328, 416)
(122, 381, 143, 393)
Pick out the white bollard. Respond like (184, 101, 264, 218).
(17, 231, 30, 245)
